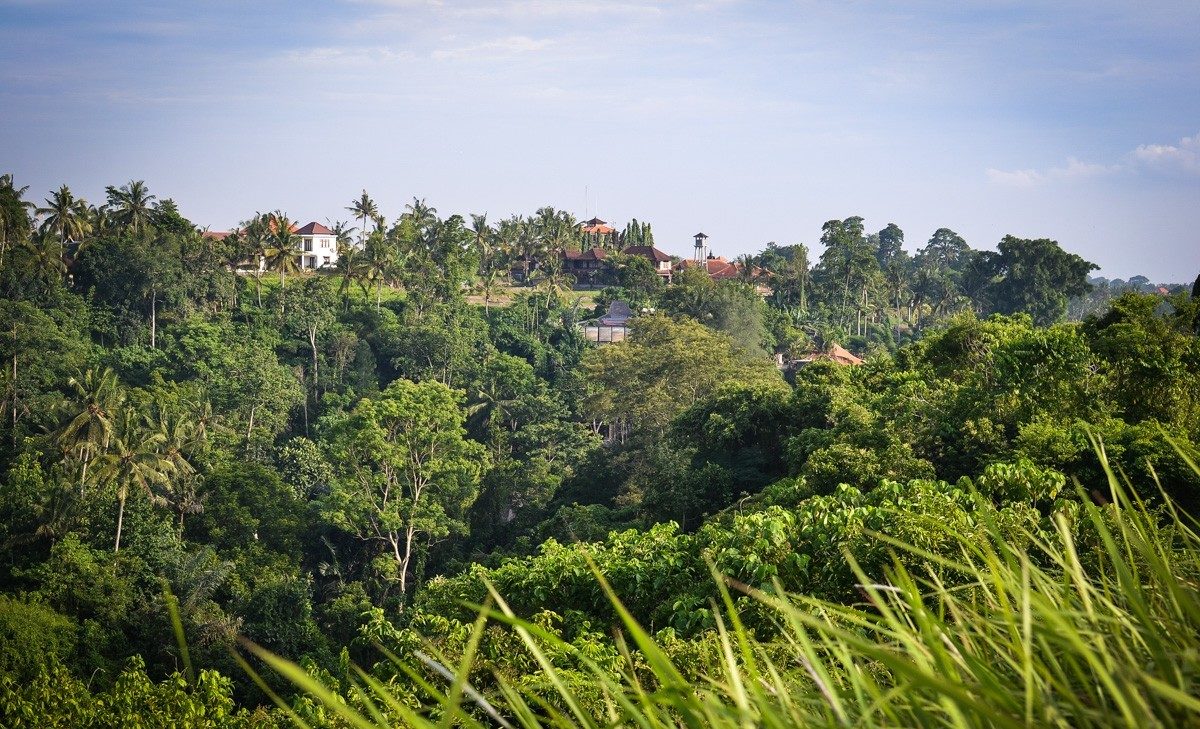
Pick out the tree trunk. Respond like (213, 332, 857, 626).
(150, 287, 157, 349)
(399, 524, 416, 599)
(10, 334, 16, 447)
(114, 490, 126, 553)
(308, 326, 319, 392)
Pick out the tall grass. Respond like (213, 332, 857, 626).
(248, 446, 1200, 728)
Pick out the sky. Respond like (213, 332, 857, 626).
(1, 0, 1197, 281)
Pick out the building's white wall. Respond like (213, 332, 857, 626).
(296, 235, 338, 269)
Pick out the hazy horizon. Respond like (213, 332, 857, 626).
(2, 0, 1197, 281)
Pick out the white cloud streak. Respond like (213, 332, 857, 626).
(1130, 132, 1199, 175)
(986, 157, 1118, 187)
(431, 35, 555, 61)
(988, 131, 1200, 186)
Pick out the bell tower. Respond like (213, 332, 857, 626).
(693, 232, 709, 263)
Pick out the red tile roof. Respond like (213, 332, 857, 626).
(202, 230, 230, 241)
(581, 224, 616, 235)
(623, 245, 671, 263)
(795, 343, 864, 367)
(295, 221, 334, 236)
(563, 247, 608, 261)
(676, 257, 740, 279)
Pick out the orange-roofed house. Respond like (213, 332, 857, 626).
(792, 343, 864, 368)
(580, 218, 617, 248)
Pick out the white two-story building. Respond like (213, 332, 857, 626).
(294, 221, 339, 269)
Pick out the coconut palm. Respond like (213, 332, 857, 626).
(511, 217, 542, 286)
(57, 368, 124, 495)
(475, 264, 505, 315)
(105, 180, 156, 235)
(532, 254, 575, 308)
(346, 191, 378, 247)
(241, 214, 271, 305)
(145, 407, 200, 537)
(470, 213, 492, 257)
(404, 197, 438, 234)
(735, 254, 760, 284)
(362, 232, 400, 311)
(329, 220, 357, 250)
(93, 407, 175, 552)
(37, 185, 91, 251)
(21, 230, 67, 287)
(264, 211, 301, 309)
(0, 173, 35, 268)
(335, 244, 371, 303)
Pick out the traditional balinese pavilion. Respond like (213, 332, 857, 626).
(792, 343, 864, 367)
(563, 247, 609, 286)
(580, 218, 617, 248)
(582, 300, 634, 344)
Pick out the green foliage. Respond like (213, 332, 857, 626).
(259, 448, 1200, 729)
(582, 313, 783, 437)
(322, 378, 487, 601)
(0, 595, 76, 680)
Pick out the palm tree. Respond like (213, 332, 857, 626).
(510, 217, 542, 286)
(362, 232, 399, 311)
(22, 230, 67, 287)
(346, 191, 378, 247)
(475, 265, 505, 315)
(467, 378, 522, 455)
(145, 406, 199, 537)
(0, 173, 36, 268)
(532, 254, 575, 309)
(241, 214, 271, 306)
(335, 244, 371, 303)
(264, 211, 301, 308)
(57, 368, 124, 495)
(329, 220, 356, 251)
(36, 185, 90, 253)
(735, 254, 759, 284)
(405, 198, 437, 232)
(93, 407, 175, 552)
(105, 180, 156, 235)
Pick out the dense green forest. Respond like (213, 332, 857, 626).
(2, 175, 1200, 726)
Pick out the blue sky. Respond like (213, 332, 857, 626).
(2, 0, 1197, 280)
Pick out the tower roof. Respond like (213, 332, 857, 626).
(693, 232, 709, 239)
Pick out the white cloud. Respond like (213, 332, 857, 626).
(986, 157, 1117, 187)
(431, 35, 554, 61)
(282, 46, 415, 68)
(1130, 132, 1200, 175)
(990, 133, 1200, 186)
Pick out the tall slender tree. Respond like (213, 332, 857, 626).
(93, 407, 175, 553)
(264, 211, 301, 303)
(0, 173, 35, 268)
(36, 185, 91, 259)
(105, 180, 157, 235)
(346, 191, 378, 248)
(58, 368, 124, 496)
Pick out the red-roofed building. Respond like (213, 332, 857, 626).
(792, 343, 864, 368)
(623, 245, 674, 280)
(562, 247, 609, 285)
(295, 221, 338, 269)
(203, 219, 343, 271)
(580, 218, 617, 250)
